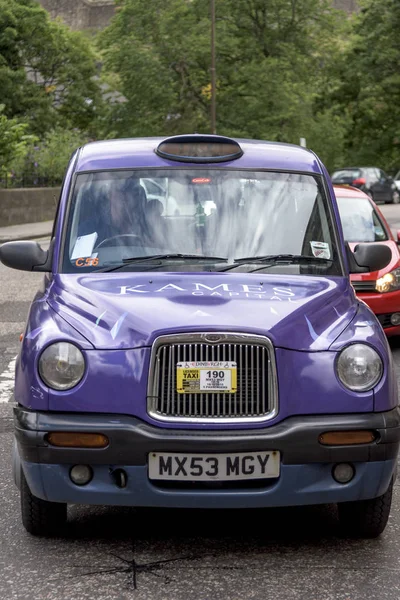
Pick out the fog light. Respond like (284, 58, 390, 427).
(70, 465, 93, 486)
(391, 313, 400, 326)
(332, 463, 355, 484)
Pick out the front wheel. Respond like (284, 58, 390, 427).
(20, 470, 67, 536)
(338, 480, 393, 538)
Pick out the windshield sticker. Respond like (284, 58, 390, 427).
(310, 241, 331, 260)
(75, 257, 99, 267)
(71, 233, 98, 260)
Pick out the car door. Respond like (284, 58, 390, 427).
(394, 170, 400, 192)
(366, 168, 383, 202)
(378, 170, 394, 203)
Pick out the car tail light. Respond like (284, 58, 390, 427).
(352, 177, 366, 186)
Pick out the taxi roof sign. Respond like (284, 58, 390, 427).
(155, 134, 243, 163)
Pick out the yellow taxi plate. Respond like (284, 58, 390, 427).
(176, 361, 237, 394)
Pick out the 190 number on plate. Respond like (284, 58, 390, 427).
(176, 361, 237, 394)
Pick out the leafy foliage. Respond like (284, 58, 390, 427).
(0, 105, 36, 172)
(331, 0, 400, 170)
(8, 128, 89, 186)
(5, 0, 400, 183)
(0, 0, 103, 136)
(32, 128, 89, 182)
(100, 0, 348, 169)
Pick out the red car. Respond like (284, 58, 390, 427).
(335, 184, 400, 336)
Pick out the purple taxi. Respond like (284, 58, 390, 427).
(1, 135, 399, 538)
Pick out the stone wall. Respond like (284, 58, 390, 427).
(0, 188, 60, 227)
(332, 0, 359, 12)
(37, 0, 357, 30)
(38, 0, 115, 30)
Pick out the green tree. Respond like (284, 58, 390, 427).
(0, 105, 36, 173)
(101, 0, 211, 136)
(333, 0, 400, 170)
(8, 127, 89, 186)
(100, 0, 347, 169)
(0, 0, 103, 136)
(34, 128, 89, 182)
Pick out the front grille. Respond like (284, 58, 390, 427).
(147, 333, 278, 423)
(352, 281, 376, 292)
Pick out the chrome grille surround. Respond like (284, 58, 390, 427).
(147, 332, 278, 424)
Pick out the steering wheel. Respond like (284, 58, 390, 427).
(95, 234, 142, 249)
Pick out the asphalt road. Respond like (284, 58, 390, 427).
(1, 212, 400, 600)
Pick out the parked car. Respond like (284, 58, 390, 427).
(393, 170, 400, 193)
(335, 185, 400, 336)
(1, 135, 399, 539)
(331, 167, 400, 204)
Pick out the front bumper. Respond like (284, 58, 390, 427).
(14, 406, 400, 508)
(358, 290, 400, 336)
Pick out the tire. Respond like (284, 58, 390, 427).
(392, 190, 400, 204)
(338, 480, 393, 538)
(20, 469, 67, 536)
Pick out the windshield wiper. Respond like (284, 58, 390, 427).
(217, 254, 333, 273)
(97, 254, 228, 273)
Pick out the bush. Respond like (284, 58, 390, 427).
(0, 105, 36, 175)
(34, 129, 90, 182)
(4, 128, 90, 188)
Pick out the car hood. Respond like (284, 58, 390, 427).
(47, 272, 357, 351)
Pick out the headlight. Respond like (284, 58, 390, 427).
(376, 268, 400, 293)
(39, 342, 85, 390)
(337, 344, 382, 392)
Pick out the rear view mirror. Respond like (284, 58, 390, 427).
(346, 242, 391, 274)
(0, 241, 52, 272)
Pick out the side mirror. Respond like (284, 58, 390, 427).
(346, 242, 392, 274)
(397, 230, 400, 245)
(0, 240, 52, 272)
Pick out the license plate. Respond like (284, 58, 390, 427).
(176, 361, 237, 394)
(148, 451, 280, 481)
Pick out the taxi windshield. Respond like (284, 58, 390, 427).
(62, 169, 342, 276)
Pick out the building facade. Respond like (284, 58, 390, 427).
(37, 0, 115, 30)
(332, 0, 358, 11)
(37, 0, 358, 31)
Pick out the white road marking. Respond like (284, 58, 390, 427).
(0, 356, 17, 403)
